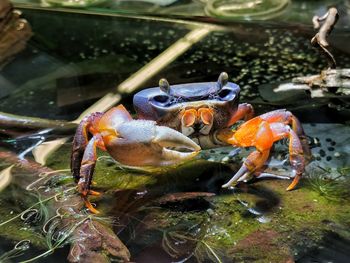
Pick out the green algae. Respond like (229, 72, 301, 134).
(305, 166, 350, 201)
(0, 187, 48, 249)
(2, 140, 350, 262)
(208, 194, 261, 244)
(222, 179, 350, 262)
(140, 172, 350, 262)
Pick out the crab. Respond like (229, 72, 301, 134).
(71, 72, 310, 213)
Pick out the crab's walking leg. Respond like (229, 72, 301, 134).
(285, 127, 305, 190)
(71, 113, 103, 182)
(228, 103, 254, 126)
(78, 135, 98, 196)
(251, 126, 304, 191)
(260, 111, 308, 189)
(290, 114, 311, 161)
(261, 110, 311, 161)
(222, 121, 273, 187)
(77, 135, 104, 214)
(221, 110, 308, 190)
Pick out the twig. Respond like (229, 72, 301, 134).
(311, 7, 339, 69)
(0, 111, 77, 134)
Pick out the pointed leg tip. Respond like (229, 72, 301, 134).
(222, 183, 230, 188)
(84, 198, 100, 214)
(88, 190, 101, 196)
(286, 180, 298, 191)
(286, 172, 301, 191)
(222, 183, 239, 191)
(222, 165, 250, 189)
(222, 180, 239, 189)
(90, 208, 100, 214)
(286, 184, 296, 191)
(286, 186, 293, 191)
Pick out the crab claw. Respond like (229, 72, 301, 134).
(103, 120, 201, 167)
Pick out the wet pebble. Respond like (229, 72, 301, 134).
(257, 216, 271, 223)
(207, 208, 215, 216)
(221, 156, 229, 162)
(319, 149, 326, 157)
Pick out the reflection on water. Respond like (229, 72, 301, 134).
(0, 9, 190, 119)
(205, 0, 290, 21)
(11, 0, 350, 27)
(0, 5, 350, 263)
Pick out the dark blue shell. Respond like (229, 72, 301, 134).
(133, 81, 240, 120)
(167, 82, 220, 99)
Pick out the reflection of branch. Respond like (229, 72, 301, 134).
(0, 111, 77, 134)
(311, 7, 339, 69)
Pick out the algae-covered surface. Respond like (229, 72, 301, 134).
(1, 131, 349, 262)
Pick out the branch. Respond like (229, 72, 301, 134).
(311, 7, 339, 69)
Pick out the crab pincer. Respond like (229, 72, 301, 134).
(71, 105, 200, 213)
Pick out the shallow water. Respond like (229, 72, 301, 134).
(0, 4, 350, 263)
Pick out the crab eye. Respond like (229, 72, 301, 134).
(151, 94, 170, 106)
(218, 88, 235, 101)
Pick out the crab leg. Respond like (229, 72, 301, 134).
(220, 110, 308, 190)
(78, 135, 100, 196)
(227, 103, 254, 126)
(284, 127, 305, 190)
(77, 135, 103, 214)
(260, 109, 310, 158)
(71, 112, 103, 182)
(290, 114, 311, 160)
(222, 121, 273, 187)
